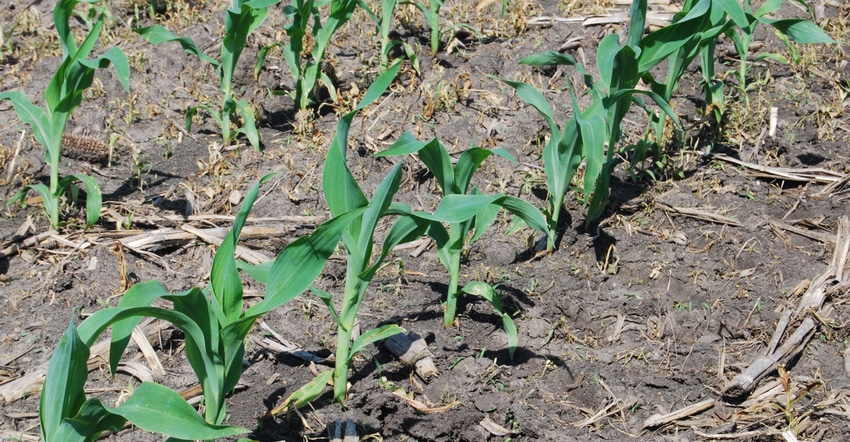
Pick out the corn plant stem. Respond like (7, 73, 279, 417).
(333, 266, 368, 402)
(444, 249, 462, 327)
(47, 112, 69, 227)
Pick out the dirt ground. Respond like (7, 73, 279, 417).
(1, 0, 850, 441)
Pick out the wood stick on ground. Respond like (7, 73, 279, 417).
(710, 153, 846, 185)
(723, 217, 849, 400)
(656, 202, 741, 226)
(642, 399, 715, 429)
(180, 224, 273, 264)
(763, 219, 836, 245)
(0, 230, 56, 259)
(256, 321, 330, 365)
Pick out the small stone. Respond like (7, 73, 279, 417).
(229, 190, 242, 206)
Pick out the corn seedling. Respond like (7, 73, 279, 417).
(722, 0, 835, 105)
(41, 173, 353, 440)
(2, 0, 129, 228)
(376, 134, 547, 348)
(309, 60, 440, 403)
(256, 0, 359, 110)
(359, 0, 420, 73)
(506, 1, 681, 242)
(135, 0, 279, 150)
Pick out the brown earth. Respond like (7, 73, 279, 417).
(1, 0, 850, 441)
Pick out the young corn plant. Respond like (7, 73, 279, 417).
(376, 133, 548, 346)
(312, 60, 434, 402)
(359, 0, 420, 73)
(40, 174, 351, 441)
(2, 0, 129, 228)
(723, 0, 835, 105)
(506, 3, 680, 245)
(256, 0, 359, 110)
(135, 0, 279, 150)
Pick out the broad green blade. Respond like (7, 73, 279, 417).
(714, 0, 749, 29)
(502, 79, 558, 138)
(759, 18, 835, 43)
(273, 370, 334, 414)
(109, 281, 170, 375)
(211, 174, 274, 323)
(0, 92, 53, 152)
(73, 173, 101, 227)
(235, 99, 261, 149)
(248, 208, 366, 317)
(596, 34, 622, 93)
(349, 324, 405, 356)
(52, 399, 127, 442)
(363, 213, 431, 280)
(415, 138, 456, 194)
(461, 282, 517, 359)
(40, 320, 89, 441)
(637, 0, 711, 73)
(134, 25, 220, 67)
(310, 286, 341, 325)
(455, 147, 512, 194)
(626, 0, 647, 49)
(108, 382, 248, 439)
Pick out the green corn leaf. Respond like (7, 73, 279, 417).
(52, 399, 127, 442)
(255, 42, 283, 78)
(431, 194, 548, 235)
(518, 50, 592, 86)
(222, 1, 273, 94)
(469, 197, 501, 245)
(87, 46, 131, 92)
(134, 25, 220, 68)
(73, 173, 101, 227)
(274, 370, 334, 414)
(247, 208, 366, 317)
(363, 213, 431, 280)
(713, 0, 749, 29)
(105, 382, 248, 439)
(461, 282, 517, 359)
(310, 286, 341, 325)
(40, 320, 89, 441)
(626, 0, 647, 49)
(759, 18, 835, 43)
(349, 324, 405, 356)
(637, 0, 711, 73)
(357, 59, 402, 112)
(28, 183, 60, 228)
(454, 147, 514, 194)
(211, 174, 274, 322)
(415, 138, 456, 194)
(77, 304, 219, 394)
(235, 99, 260, 149)
(109, 281, 170, 375)
(355, 162, 404, 252)
(596, 34, 622, 94)
(756, 0, 783, 17)
(235, 260, 271, 283)
(548, 118, 581, 213)
(576, 108, 607, 206)
(54, 0, 80, 58)
(0, 91, 53, 151)
(324, 108, 369, 219)
(502, 79, 558, 137)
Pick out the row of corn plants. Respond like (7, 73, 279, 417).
(20, 0, 835, 440)
(503, 0, 833, 251)
(4, 0, 511, 229)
